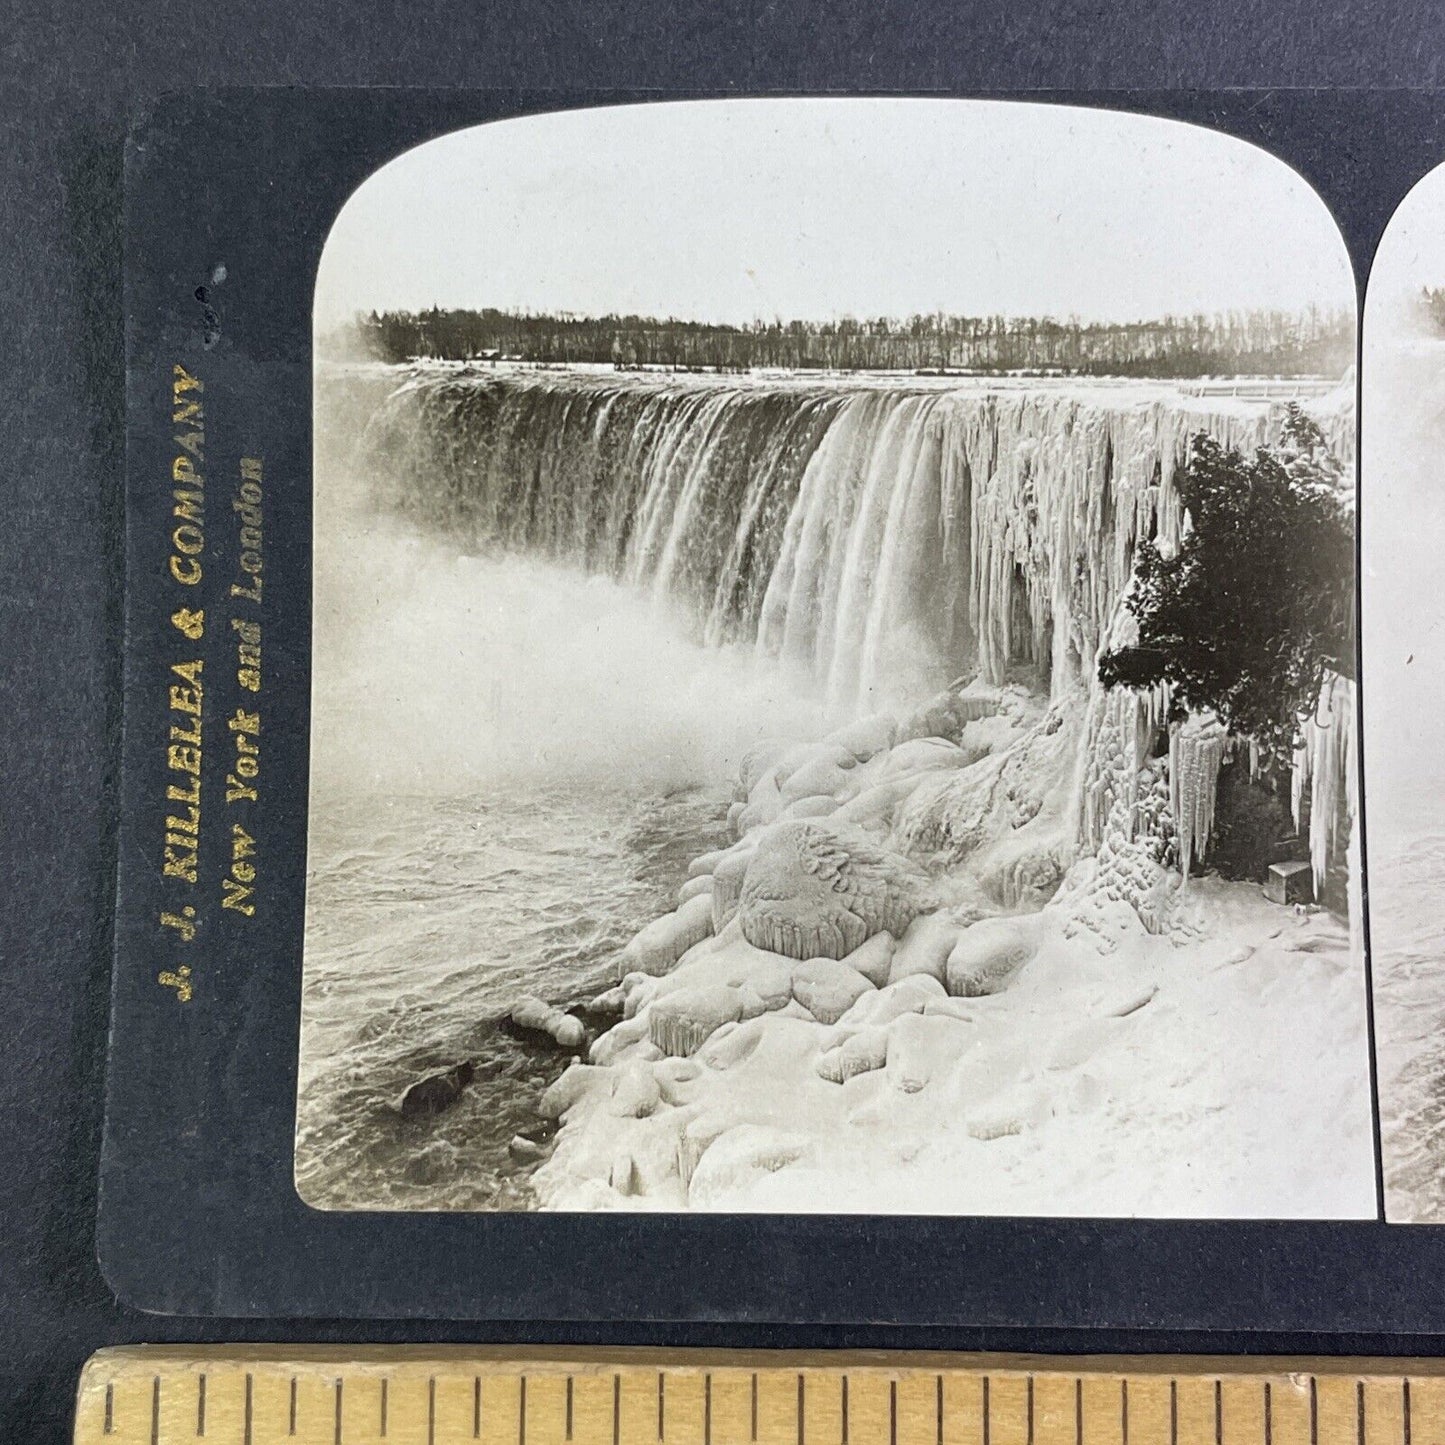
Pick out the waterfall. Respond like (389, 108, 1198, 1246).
(338, 365, 1337, 720)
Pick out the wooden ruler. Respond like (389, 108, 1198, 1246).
(73, 1349, 1445, 1445)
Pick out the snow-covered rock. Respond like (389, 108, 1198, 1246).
(648, 984, 748, 1057)
(877, 736, 973, 779)
(839, 973, 947, 1028)
(779, 794, 842, 823)
(510, 996, 587, 1049)
(539, 1063, 609, 1119)
(608, 1064, 664, 1118)
(686, 1124, 816, 1208)
(678, 873, 715, 905)
(886, 1012, 972, 1094)
(737, 820, 927, 960)
(945, 914, 1042, 997)
(739, 740, 789, 795)
(709, 839, 758, 932)
(617, 891, 715, 977)
(826, 712, 898, 762)
(887, 911, 963, 985)
(780, 748, 858, 803)
(815, 1027, 890, 1083)
(790, 957, 876, 1024)
(838, 930, 896, 987)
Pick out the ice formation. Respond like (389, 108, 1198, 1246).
(736, 820, 927, 960)
(1170, 716, 1231, 880)
(1293, 672, 1357, 893)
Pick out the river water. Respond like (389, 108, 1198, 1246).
(296, 513, 831, 1209)
(296, 783, 725, 1210)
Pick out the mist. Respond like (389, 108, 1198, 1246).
(310, 519, 833, 798)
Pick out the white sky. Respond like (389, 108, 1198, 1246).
(315, 98, 1354, 330)
(1363, 162, 1445, 834)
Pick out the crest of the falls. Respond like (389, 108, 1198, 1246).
(344, 365, 1341, 720)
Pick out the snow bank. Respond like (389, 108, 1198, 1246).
(527, 683, 1373, 1217)
(533, 878, 1373, 1216)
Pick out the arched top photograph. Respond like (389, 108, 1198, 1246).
(298, 97, 1368, 1219)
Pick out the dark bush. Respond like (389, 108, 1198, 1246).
(1205, 760, 1300, 881)
(1099, 406, 1354, 770)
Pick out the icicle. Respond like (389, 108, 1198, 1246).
(1169, 715, 1229, 880)
(1292, 672, 1356, 894)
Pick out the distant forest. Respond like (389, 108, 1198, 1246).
(328, 306, 1354, 378)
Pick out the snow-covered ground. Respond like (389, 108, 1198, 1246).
(530, 694, 1376, 1219)
(536, 893, 1372, 1217)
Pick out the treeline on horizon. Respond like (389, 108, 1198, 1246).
(328, 305, 1354, 378)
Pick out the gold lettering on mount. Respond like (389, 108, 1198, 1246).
(168, 366, 205, 586)
(162, 659, 203, 884)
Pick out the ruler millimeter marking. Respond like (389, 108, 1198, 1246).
(74, 1350, 1445, 1445)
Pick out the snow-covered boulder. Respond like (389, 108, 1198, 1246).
(688, 846, 731, 879)
(677, 873, 714, 905)
(654, 1057, 702, 1105)
(695, 1016, 766, 1071)
(710, 840, 758, 931)
(587, 1014, 649, 1066)
(790, 957, 876, 1024)
(607, 1063, 664, 1118)
(887, 911, 964, 985)
(737, 820, 928, 960)
(589, 984, 627, 1015)
(694, 936, 795, 1010)
(620, 971, 660, 1020)
(826, 712, 899, 762)
(739, 740, 789, 795)
(779, 747, 858, 803)
(617, 891, 715, 977)
(886, 1012, 972, 1094)
(839, 972, 946, 1028)
(838, 930, 895, 987)
(736, 783, 787, 836)
(685, 1124, 816, 1207)
(779, 794, 841, 823)
(510, 996, 587, 1049)
(647, 984, 747, 1057)
(876, 736, 972, 779)
(945, 914, 1042, 997)
(830, 774, 928, 829)
(539, 1063, 609, 1119)
(815, 1026, 890, 1083)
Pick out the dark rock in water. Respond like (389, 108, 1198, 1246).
(571, 994, 624, 1026)
(398, 1060, 475, 1119)
(508, 1134, 546, 1162)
